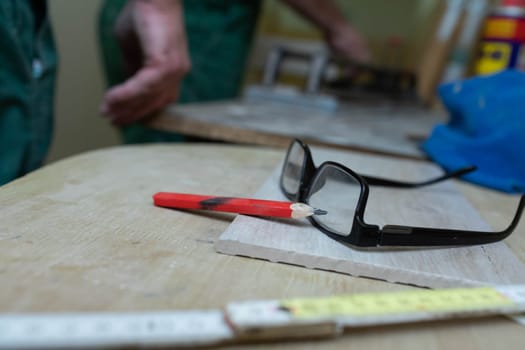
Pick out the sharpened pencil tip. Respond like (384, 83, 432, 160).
(313, 208, 328, 216)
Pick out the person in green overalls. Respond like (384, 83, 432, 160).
(98, 0, 370, 143)
(0, 1, 57, 185)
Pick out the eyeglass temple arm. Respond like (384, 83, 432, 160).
(362, 166, 476, 188)
(377, 195, 525, 246)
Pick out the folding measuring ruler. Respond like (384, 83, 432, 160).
(1, 285, 525, 348)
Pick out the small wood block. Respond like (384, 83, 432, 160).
(216, 147, 525, 288)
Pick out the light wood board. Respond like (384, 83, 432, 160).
(216, 146, 525, 288)
(148, 100, 445, 159)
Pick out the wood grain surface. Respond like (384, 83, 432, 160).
(1, 144, 524, 349)
(148, 100, 446, 160)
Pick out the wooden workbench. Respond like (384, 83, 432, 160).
(1, 143, 524, 349)
(148, 99, 446, 160)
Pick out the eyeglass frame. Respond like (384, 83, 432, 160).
(279, 139, 525, 248)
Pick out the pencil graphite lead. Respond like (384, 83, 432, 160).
(313, 208, 328, 216)
(290, 203, 328, 218)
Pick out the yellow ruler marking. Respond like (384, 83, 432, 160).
(281, 287, 514, 319)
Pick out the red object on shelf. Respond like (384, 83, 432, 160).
(501, 0, 525, 8)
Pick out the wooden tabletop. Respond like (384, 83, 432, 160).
(1, 143, 524, 349)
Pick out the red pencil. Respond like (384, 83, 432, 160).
(152, 192, 327, 219)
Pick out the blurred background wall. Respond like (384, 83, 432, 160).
(47, 0, 119, 163)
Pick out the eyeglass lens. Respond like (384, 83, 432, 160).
(308, 164, 361, 237)
(281, 141, 305, 197)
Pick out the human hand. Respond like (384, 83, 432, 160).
(325, 23, 371, 64)
(100, 0, 190, 126)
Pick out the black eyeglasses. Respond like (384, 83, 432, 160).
(280, 139, 525, 248)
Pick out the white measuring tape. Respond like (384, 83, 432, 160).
(2, 285, 525, 349)
(0, 310, 232, 349)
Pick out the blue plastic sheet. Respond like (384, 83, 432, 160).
(422, 70, 525, 193)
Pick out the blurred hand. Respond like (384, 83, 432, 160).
(325, 23, 371, 64)
(280, 0, 371, 64)
(100, 0, 190, 126)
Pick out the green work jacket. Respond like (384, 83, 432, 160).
(0, 0, 57, 186)
(98, 0, 261, 143)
